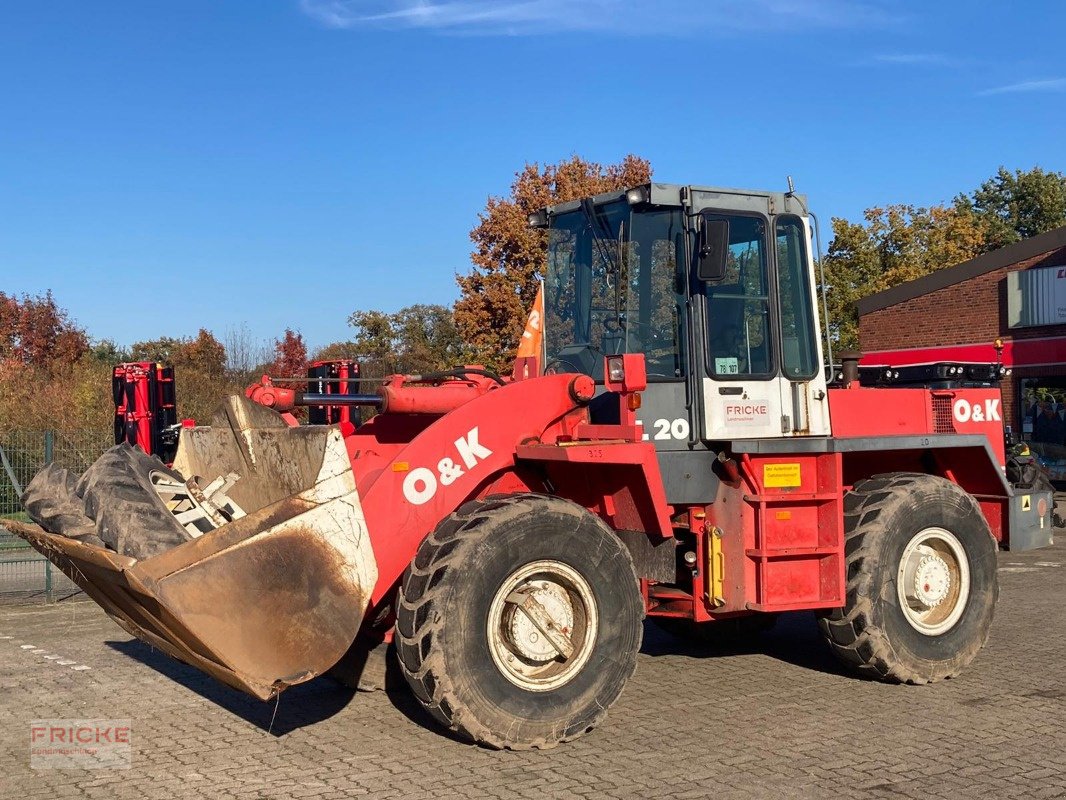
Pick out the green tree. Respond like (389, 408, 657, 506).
(956, 166, 1066, 252)
(454, 154, 652, 371)
(339, 304, 464, 380)
(87, 339, 131, 365)
(820, 204, 986, 350)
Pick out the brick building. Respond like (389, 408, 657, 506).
(857, 225, 1066, 443)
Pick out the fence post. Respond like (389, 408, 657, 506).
(44, 430, 54, 466)
(45, 560, 53, 602)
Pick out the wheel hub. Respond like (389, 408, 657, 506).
(507, 582, 574, 663)
(487, 560, 597, 692)
(896, 528, 971, 636)
(908, 550, 952, 609)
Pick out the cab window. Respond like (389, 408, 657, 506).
(705, 215, 772, 379)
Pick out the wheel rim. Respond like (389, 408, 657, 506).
(487, 560, 598, 692)
(896, 527, 970, 636)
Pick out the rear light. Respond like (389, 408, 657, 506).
(607, 356, 625, 383)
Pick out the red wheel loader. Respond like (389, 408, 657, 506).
(6, 183, 1055, 749)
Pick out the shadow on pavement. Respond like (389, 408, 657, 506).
(641, 612, 847, 677)
(106, 638, 359, 736)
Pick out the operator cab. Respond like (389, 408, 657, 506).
(532, 183, 831, 450)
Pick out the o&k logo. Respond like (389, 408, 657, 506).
(953, 398, 1001, 424)
(402, 427, 493, 505)
(30, 719, 132, 769)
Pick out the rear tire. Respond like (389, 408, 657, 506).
(818, 473, 998, 684)
(22, 464, 107, 548)
(75, 444, 192, 559)
(396, 494, 643, 749)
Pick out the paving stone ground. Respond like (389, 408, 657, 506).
(0, 539, 1063, 799)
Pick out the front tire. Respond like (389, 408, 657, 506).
(395, 494, 643, 749)
(818, 473, 998, 684)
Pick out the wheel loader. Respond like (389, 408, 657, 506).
(6, 182, 1055, 750)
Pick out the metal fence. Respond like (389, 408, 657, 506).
(0, 430, 112, 604)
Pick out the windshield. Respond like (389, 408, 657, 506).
(545, 203, 686, 380)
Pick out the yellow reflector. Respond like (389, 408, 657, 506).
(392, 462, 410, 472)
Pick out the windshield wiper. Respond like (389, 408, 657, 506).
(580, 199, 620, 278)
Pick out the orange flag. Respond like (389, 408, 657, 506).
(516, 283, 544, 359)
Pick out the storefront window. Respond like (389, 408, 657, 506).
(1020, 377, 1066, 481)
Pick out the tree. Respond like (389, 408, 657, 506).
(454, 154, 652, 370)
(0, 291, 89, 367)
(820, 204, 987, 351)
(224, 322, 272, 383)
(956, 166, 1066, 252)
(390, 304, 464, 373)
(129, 329, 230, 422)
(313, 340, 361, 362)
(342, 304, 464, 379)
(87, 339, 130, 366)
(271, 329, 308, 376)
(128, 336, 185, 364)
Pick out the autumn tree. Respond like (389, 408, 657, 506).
(0, 293, 107, 433)
(0, 291, 89, 367)
(956, 166, 1066, 252)
(454, 154, 653, 370)
(820, 204, 986, 350)
(271, 329, 308, 376)
(129, 329, 230, 422)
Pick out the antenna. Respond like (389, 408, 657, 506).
(786, 175, 796, 196)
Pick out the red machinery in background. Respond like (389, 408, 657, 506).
(113, 360, 363, 461)
(113, 362, 178, 462)
(306, 359, 361, 426)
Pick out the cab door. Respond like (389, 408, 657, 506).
(699, 212, 829, 440)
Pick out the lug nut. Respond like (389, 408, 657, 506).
(683, 551, 697, 566)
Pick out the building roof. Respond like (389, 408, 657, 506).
(856, 224, 1066, 316)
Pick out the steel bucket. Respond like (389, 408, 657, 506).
(2, 396, 378, 700)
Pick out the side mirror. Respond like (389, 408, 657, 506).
(697, 216, 729, 283)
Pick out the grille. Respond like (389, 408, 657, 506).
(932, 396, 956, 434)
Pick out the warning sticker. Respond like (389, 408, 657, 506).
(1022, 494, 1032, 512)
(764, 463, 801, 488)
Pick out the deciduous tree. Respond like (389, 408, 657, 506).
(956, 166, 1066, 252)
(0, 291, 89, 367)
(454, 154, 652, 370)
(820, 204, 986, 350)
(271, 329, 308, 376)
(340, 304, 463, 380)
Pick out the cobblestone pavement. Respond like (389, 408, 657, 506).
(0, 540, 1063, 800)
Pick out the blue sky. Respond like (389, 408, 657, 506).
(2, 1, 1064, 354)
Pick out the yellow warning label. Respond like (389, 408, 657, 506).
(1022, 495, 1032, 512)
(764, 462, 802, 488)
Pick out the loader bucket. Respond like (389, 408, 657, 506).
(2, 396, 378, 701)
